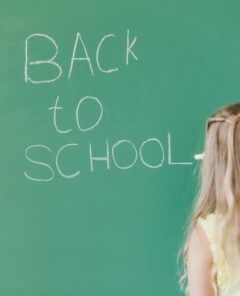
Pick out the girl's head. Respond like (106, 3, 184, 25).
(178, 103, 240, 295)
(201, 103, 240, 216)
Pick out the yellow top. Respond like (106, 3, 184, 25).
(197, 213, 240, 296)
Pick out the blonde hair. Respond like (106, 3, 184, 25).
(177, 102, 240, 295)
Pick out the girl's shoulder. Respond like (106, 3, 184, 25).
(197, 213, 228, 290)
(197, 213, 217, 260)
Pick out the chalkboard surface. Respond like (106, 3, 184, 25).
(1, 0, 240, 295)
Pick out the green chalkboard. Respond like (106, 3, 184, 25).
(1, 0, 240, 295)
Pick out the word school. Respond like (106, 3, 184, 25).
(24, 133, 193, 182)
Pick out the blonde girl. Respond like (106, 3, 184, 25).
(177, 103, 240, 295)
